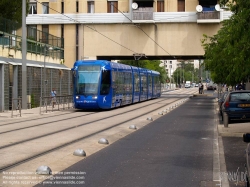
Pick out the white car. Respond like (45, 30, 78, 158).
(185, 84, 191, 88)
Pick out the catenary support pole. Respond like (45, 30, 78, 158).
(22, 0, 27, 109)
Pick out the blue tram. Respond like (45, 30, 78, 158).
(72, 60, 161, 109)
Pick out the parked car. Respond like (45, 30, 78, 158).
(195, 84, 199, 87)
(222, 90, 250, 127)
(243, 133, 250, 186)
(218, 92, 229, 116)
(207, 84, 217, 90)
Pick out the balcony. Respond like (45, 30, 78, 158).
(197, 11, 220, 23)
(132, 7, 153, 21)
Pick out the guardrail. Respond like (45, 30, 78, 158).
(39, 95, 73, 114)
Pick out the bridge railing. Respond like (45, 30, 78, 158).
(197, 11, 220, 19)
(132, 7, 153, 20)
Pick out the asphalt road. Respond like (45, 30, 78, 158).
(35, 96, 217, 187)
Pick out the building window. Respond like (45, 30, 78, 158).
(76, 24, 79, 45)
(42, 25, 49, 43)
(76, 46, 79, 61)
(61, 2, 64, 14)
(170, 61, 172, 64)
(88, 1, 95, 13)
(61, 25, 64, 39)
(169, 65, 172, 68)
(42, 2, 49, 14)
(157, 1, 164, 12)
(61, 24, 64, 48)
(27, 25, 37, 40)
(178, 0, 185, 12)
(107, 1, 118, 13)
(29, 3, 37, 14)
(76, 0, 79, 13)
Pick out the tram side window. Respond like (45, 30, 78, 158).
(143, 75, 147, 92)
(149, 75, 152, 90)
(154, 76, 157, 92)
(100, 70, 111, 95)
(116, 72, 121, 94)
(134, 73, 140, 92)
(129, 72, 132, 92)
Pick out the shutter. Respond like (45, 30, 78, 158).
(178, 0, 185, 12)
(107, 2, 111, 13)
(114, 1, 118, 13)
(157, 1, 164, 12)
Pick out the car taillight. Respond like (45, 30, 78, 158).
(224, 95, 230, 107)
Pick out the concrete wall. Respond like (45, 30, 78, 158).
(25, 0, 224, 68)
(0, 47, 61, 64)
(81, 23, 221, 59)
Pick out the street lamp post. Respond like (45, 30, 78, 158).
(177, 66, 178, 88)
(182, 64, 185, 88)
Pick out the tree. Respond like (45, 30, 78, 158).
(118, 60, 167, 83)
(202, 0, 250, 85)
(0, 0, 29, 25)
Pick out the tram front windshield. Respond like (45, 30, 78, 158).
(76, 65, 101, 95)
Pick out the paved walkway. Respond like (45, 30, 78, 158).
(0, 103, 74, 120)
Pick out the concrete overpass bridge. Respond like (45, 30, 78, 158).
(27, 7, 232, 67)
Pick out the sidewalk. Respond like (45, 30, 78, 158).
(213, 91, 250, 187)
(218, 121, 250, 137)
(0, 103, 74, 120)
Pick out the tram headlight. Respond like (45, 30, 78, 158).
(76, 96, 80, 99)
(93, 95, 98, 99)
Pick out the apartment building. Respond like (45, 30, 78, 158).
(26, 0, 232, 68)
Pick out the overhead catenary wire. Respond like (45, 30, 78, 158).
(111, 4, 173, 57)
(34, 0, 138, 54)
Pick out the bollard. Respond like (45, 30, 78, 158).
(223, 112, 229, 128)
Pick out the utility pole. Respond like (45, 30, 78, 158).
(177, 65, 178, 88)
(22, 0, 27, 109)
(199, 59, 201, 82)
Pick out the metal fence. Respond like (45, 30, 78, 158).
(1, 63, 72, 112)
(0, 32, 64, 59)
(40, 95, 74, 114)
(11, 97, 22, 118)
(0, 17, 64, 59)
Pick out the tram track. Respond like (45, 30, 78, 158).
(0, 89, 189, 134)
(0, 89, 181, 126)
(0, 97, 175, 149)
(0, 98, 187, 171)
(0, 89, 197, 171)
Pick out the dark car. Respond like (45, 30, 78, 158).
(243, 133, 250, 186)
(207, 85, 217, 90)
(218, 92, 229, 116)
(222, 90, 250, 127)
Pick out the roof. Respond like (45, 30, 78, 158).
(0, 57, 71, 70)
